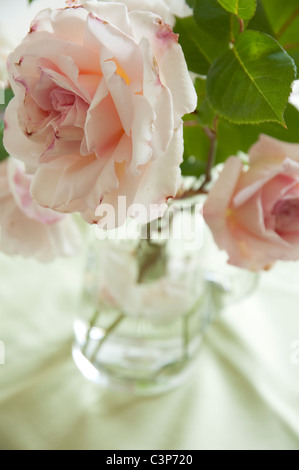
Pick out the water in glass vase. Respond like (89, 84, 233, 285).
(73, 201, 216, 395)
(72, 200, 258, 395)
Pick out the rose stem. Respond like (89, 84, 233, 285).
(89, 313, 125, 364)
(82, 309, 101, 356)
(276, 6, 299, 39)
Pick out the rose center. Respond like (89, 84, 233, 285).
(272, 198, 299, 233)
(51, 89, 76, 113)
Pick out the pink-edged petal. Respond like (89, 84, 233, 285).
(50, 6, 89, 43)
(0, 159, 81, 261)
(37, 57, 90, 104)
(261, 174, 298, 215)
(273, 198, 299, 234)
(3, 98, 44, 166)
(39, 138, 82, 163)
(98, 123, 183, 227)
(129, 11, 197, 122)
(100, 55, 134, 136)
(234, 157, 299, 207)
(0, 201, 81, 262)
(84, 11, 143, 92)
(108, 0, 175, 25)
(8, 33, 100, 88)
(27, 8, 55, 34)
(7, 158, 64, 225)
(204, 157, 243, 226)
(154, 28, 197, 123)
(81, 77, 109, 156)
(140, 38, 174, 159)
(30, 147, 125, 215)
(233, 191, 288, 245)
(249, 134, 299, 165)
(130, 94, 155, 171)
(85, 92, 124, 159)
(83, 1, 134, 37)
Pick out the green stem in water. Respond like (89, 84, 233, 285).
(89, 313, 125, 364)
(82, 309, 100, 356)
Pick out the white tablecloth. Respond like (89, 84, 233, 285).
(0, 249, 298, 450)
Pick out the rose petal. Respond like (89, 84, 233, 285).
(3, 98, 45, 166)
(85, 11, 143, 92)
(249, 134, 299, 165)
(0, 159, 81, 261)
(129, 10, 197, 123)
(99, 123, 183, 227)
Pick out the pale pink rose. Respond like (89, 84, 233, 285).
(102, 0, 192, 26)
(0, 158, 81, 261)
(4, 3, 197, 227)
(204, 135, 299, 271)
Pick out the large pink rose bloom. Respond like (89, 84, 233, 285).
(204, 135, 299, 271)
(0, 158, 81, 261)
(3, 2, 196, 227)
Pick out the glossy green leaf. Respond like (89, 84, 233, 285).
(256, 1, 299, 73)
(0, 121, 9, 163)
(207, 30, 296, 125)
(181, 124, 210, 178)
(217, 0, 257, 20)
(0, 88, 14, 111)
(277, 17, 299, 74)
(194, 78, 216, 128)
(216, 103, 299, 163)
(175, 15, 231, 69)
(247, 0, 274, 36)
(288, 49, 299, 71)
(174, 17, 211, 75)
(194, 0, 232, 43)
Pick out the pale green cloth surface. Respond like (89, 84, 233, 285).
(0, 251, 298, 450)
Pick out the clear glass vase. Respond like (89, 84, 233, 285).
(73, 200, 258, 395)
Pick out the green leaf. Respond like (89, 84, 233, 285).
(194, 0, 232, 43)
(0, 87, 14, 111)
(194, 78, 216, 128)
(216, 103, 299, 163)
(277, 16, 299, 74)
(175, 14, 231, 71)
(288, 48, 299, 72)
(181, 124, 210, 178)
(261, 0, 299, 36)
(193, 77, 206, 107)
(247, 0, 275, 36)
(174, 17, 211, 75)
(256, 1, 299, 74)
(0, 121, 9, 163)
(207, 30, 296, 125)
(186, 0, 195, 7)
(136, 240, 167, 284)
(217, 0, 257, 20)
